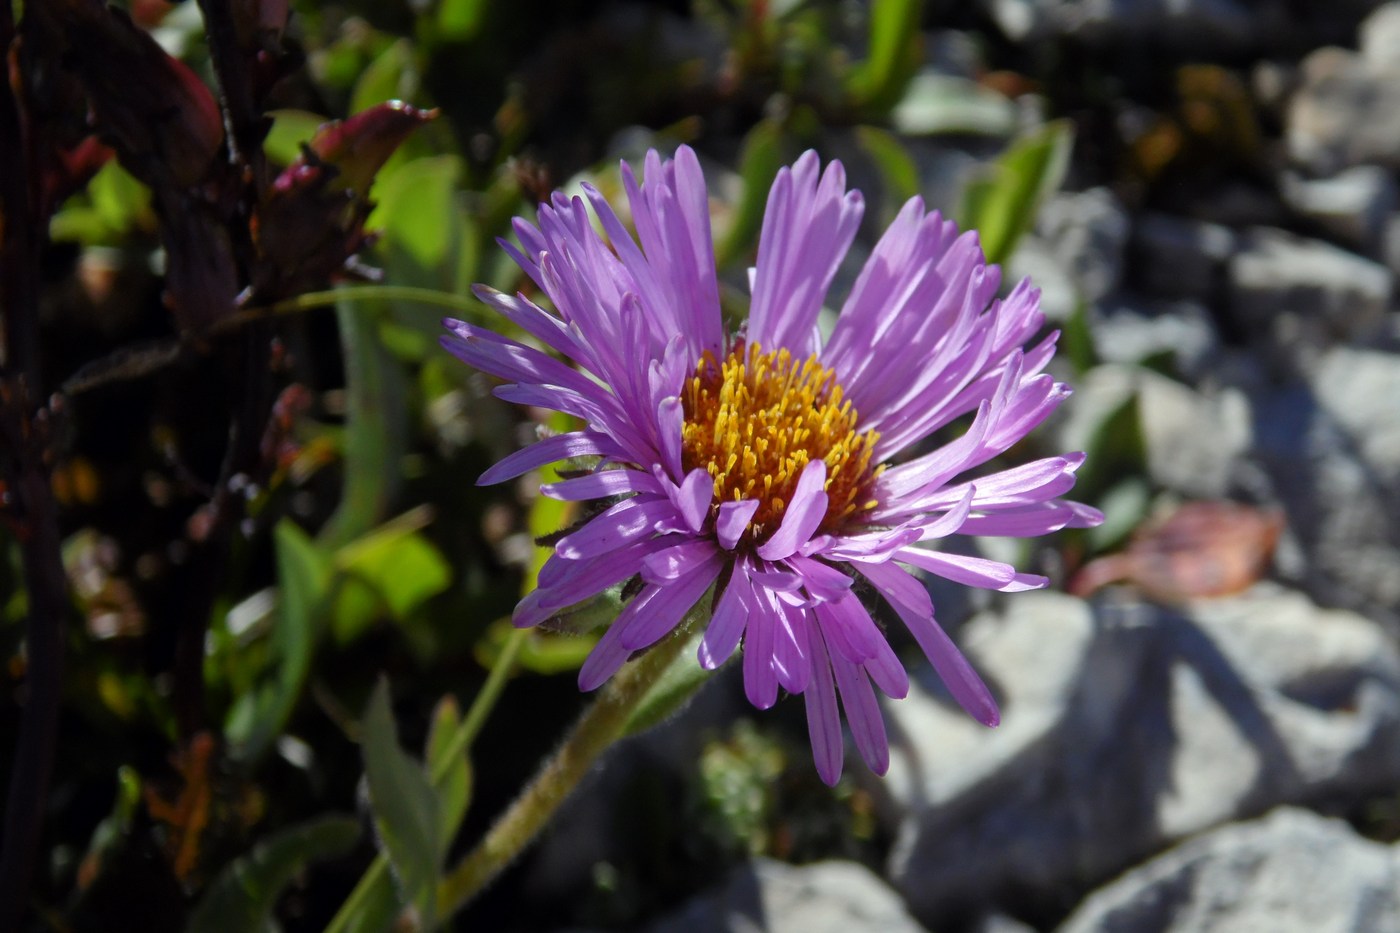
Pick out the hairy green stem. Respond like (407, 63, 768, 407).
(435, 627, 693, 919)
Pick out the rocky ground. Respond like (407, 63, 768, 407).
(537, 2, 1400, 931)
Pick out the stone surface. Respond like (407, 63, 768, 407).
(1247, 347, 1400, 630)
(648, 859, 929, 933)
(1090, 298, 1221, 379)
(1226, 226, 1391, 370)
(882, 588, 1400, 924)
(1034, 188, 1132, 304)
(1287, 46, 1400, 175)
(1129, 213, 1236, 304)
(1057, 808, 1400, 933)
(1280, 165, 1397, 252)
(1360, 2, 1400, 72)
(1056, 364, 1251, 499)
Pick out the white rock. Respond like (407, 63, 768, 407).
(1360, 2, 1400, 72)
(1287, 46, 1400, 174)
(883, 587, 1400, 924)
(649, 859, 930, 933)
(1281, 166, 1397, 251)
(1057, 808, 1400, 933)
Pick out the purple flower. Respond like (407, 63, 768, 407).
(443, 147, 1101, 785)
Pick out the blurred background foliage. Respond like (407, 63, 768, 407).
(0, 0, 1143, 930)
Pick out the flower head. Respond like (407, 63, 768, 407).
(443, 147, 1101, 784)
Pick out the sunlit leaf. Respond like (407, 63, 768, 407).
(371, 155, 464, 270)
(847, 0, 923, 114)
(362, 680, 441, 929)
(263, 110, 328, 166)
(226, 522, 333, 762)
(424, 696, 472, 857)
(350, 40, 419, 118)
(854, 125, 920, 207)
(187, 816, 361, 933)
(958, 120, 1073, 264)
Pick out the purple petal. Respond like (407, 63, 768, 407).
(716, 498, 759, 550)
(804, 628, 844, 786)
(699, 561, 751, 669)
(540, 468, 658, 501)
(894, 548, 1017, 589)
(864, 637, 910, 699)
(578, 620, 633, 691)
(555, 496, 674, 559)
(785, 554, 854, 603)
(742, 586, 780, 709)
(756, 460, 828, 561)
(772, 603, 811, 694)
(673, 468, 714, 533)
(641, 538, 719, 584)
(478, 431, 618, 485)
(618, 554, 723, 651)
(829, 649, 889, 775)
(813, 591, 885, 666)
(857, 559, 998, 726)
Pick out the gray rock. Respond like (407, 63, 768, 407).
(1248, 348, 1400, 628)
(1130, 213, 1236, 304)
(1281, 166, 1397, 252)
(1089, 299, 1221, 380)
(883, 588, 1400, 923)
(1360, 2, 1400, 72)
(648, 859, 929, 933)
(1227, 227, 1391, 371)
(982, 0, 1259, 50)
(1057, 808, 1400, 933)
(1034, 188, 1132, 305)
(1287, 46, 1400, 175)
(1057, 364, 1251, 499)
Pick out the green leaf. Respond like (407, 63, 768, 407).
(1089, 477, 1152, 553)
(331, 522, 451, 643)
(847, 0, 924, 114)
(263, 110, 328, 166)
(957, 120, 1074, 265)
(89, 161, 152, 232)
(226, 522, 333, 762)
(319, 297, 409, 549)
(435, 0, 487, 41)
(717, 119, 786, 267)
(370, 155, 465, 270)
(854, 125, 920, 206)
(350, 40, 419, 117)
(424, 696, 472, 857)
(891, 73, 1018, 138)
(622, 630, 715, 737)
(362, 680, 441, 930)
(187, 816, 361, 933)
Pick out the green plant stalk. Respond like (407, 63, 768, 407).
(322, 626, 529, 933)
(434, 624, 695, 920)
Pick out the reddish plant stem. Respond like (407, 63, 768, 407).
(0, 4, 72, 926)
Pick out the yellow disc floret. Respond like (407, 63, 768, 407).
(680, 342, 881, 545)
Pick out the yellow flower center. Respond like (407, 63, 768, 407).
(680, 342, 881, 545)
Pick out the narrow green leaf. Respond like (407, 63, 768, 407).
(847, 0, 924, 114)
(319, 298, 409, 549)
(958, 120, 1074, 264)
(717, 119, 786, 267)
(188, 816, 361, 933)
(362, 680, 441, 930)
(424, 696, 472, 857)
(226, 522, 333, 762)
(854, 125, 920, 206)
